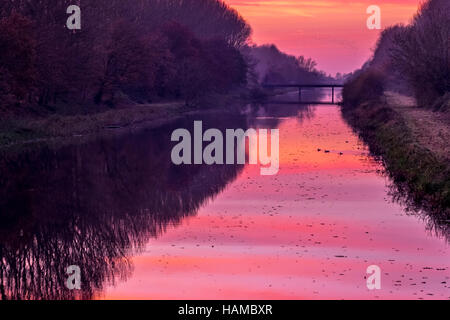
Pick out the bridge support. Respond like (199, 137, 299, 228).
(332, 87, 334, 104)
(298, 88, 302, 102)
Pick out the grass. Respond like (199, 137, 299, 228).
(342, 93, 450, 220)
(0, 102, 190, 147)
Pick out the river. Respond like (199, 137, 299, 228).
(0, 91, 448, 300)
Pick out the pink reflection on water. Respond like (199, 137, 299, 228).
(102, 107, 449, 300)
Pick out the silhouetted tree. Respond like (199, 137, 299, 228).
(248, 44, 331, 85)
(390, 0, 450, 105)
(202, 39, 248, 92)
(0, 0, 252, 111)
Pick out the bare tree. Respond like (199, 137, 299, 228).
(390, 0, 450, 106)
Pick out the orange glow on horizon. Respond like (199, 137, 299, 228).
(224, 0, 420, 74)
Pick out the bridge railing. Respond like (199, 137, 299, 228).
(262, 84, 344, 104)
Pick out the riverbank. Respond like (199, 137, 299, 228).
(342, 88, 450, 220)
(0, 102, 179, 147)
(0, 98, 247, 149)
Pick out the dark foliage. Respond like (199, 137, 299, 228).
(0, 0, 251, 112)
(384, 0, 449, 106)
(0, 13, 37, 109)
(247, 44, 333, 85)
(345, 0, 449, 109)
(342, 69, 385, 108)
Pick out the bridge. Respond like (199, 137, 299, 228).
(262, 84, 344, 104)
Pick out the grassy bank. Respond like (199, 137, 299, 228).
(342, 78, 450, 220)
(0, 102, 194, 148)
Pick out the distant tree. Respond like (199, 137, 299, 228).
(296, 56, 317, 73)
(249, 44, 327, 84)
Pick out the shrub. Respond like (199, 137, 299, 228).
(342, 69, 385, 108)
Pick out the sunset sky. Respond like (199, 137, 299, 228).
(224, 0, 421, 75)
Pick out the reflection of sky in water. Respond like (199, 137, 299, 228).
(103, 107, 449, 300)
(0, 103, 447, 300)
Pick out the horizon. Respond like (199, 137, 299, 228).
(225, 0, 421, 75)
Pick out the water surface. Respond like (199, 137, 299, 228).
(102, 104, 449, 299)
(0, 100, 448, 300)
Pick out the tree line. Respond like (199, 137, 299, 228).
(0, 0, 251, 112)
(344, 0, 450, 109)
(247, 44, 335, 85)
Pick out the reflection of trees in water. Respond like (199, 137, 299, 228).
(0, 114, 246, 299)
(362, 156, 450, 242)
(342, 111, 450, 242)
(386, 182, 449, 243)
